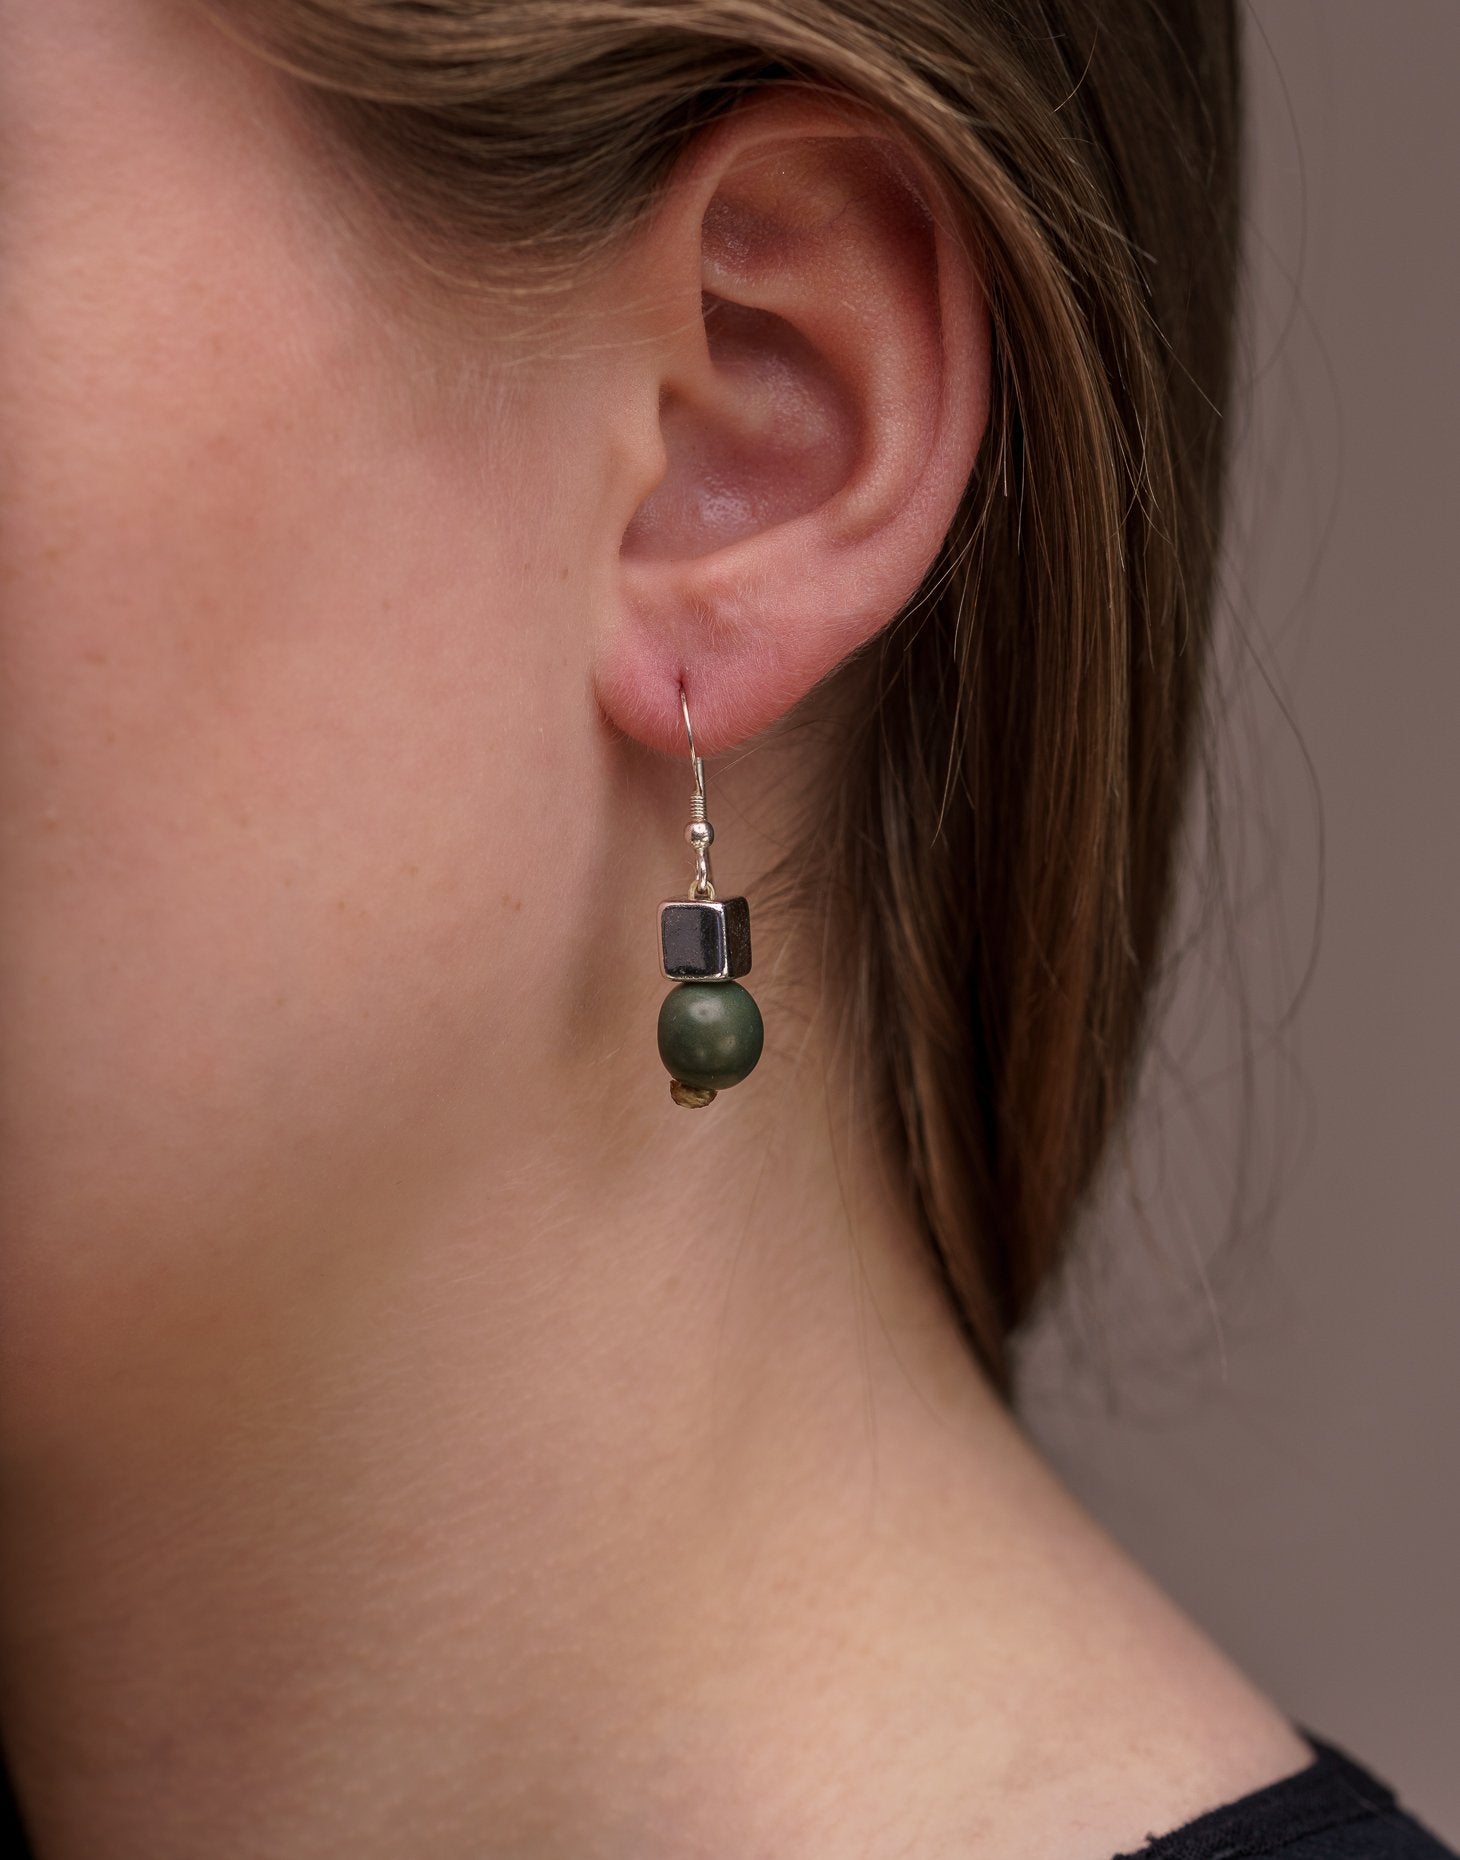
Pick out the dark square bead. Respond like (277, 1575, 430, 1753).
(659, 896, 752, 981)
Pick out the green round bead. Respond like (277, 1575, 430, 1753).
(657, 982, 764, 1091)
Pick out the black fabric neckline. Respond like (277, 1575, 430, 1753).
(1117, 1732, 1401, 1859)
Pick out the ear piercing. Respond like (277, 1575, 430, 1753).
(656, 685, 764, 1108)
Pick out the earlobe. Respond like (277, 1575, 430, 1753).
(594, 93, 990, 758)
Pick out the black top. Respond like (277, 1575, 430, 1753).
(1115, 1735, 1454, 1859)
(0, 1728, 1453, 1858)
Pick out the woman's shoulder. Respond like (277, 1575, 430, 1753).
(1113, 1735, 1457, 1860)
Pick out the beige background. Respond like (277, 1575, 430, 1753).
(1018, 0, 1459, 1841)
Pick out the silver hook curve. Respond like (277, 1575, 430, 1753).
(679, 682, 696, 763)
(679, 682, 706, 820)
(678, 681, 714, 897)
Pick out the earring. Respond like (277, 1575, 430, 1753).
(656, 685, 764, 1109)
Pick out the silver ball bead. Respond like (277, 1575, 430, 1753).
(685, 820, 715, 850)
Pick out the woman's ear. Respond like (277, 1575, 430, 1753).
(592, 90, 990, 757)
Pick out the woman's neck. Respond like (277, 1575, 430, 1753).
(0, 989, 1308, 1859)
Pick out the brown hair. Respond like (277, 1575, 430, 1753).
(194, 0, 1244, 1394)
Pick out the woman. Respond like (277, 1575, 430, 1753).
(0, 0, 1450, 1854)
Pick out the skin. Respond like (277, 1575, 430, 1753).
(0, 1, 1312, 1855)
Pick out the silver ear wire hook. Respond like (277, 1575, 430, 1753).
(679, 683, 715, 900)
(680, 684, 702, 803)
